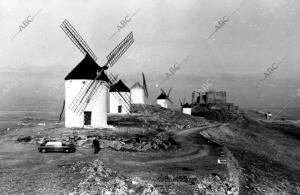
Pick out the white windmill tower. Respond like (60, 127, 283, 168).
(180, 98, 192, 115)
(156, 88, 173, 108)
(60, 19, 134, 128)
(130, 73, 148, 104)
(109, 79, 131, 114)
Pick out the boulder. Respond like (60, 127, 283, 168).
(16, 136, 32, 142)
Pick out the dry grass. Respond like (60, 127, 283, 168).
(200, 114, 300, 194)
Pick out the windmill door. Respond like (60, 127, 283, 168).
(84, 111, 92, 125)
(118, 106, 122, 113)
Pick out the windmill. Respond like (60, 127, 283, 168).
(109, 79, 131, 114)
(130, 72, 149, 104)
(179, 97, 186, 107)
(179, 97, 191, 115)
(61, 19, 134, 128)
(156, 88, 173, 108)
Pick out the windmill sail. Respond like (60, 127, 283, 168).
(161, 88, 167, 95)
(167, 88, 172, 96)
(106, 32, 134, 68)
(142, 72, 148, 98)
(67, 68, 107, 114)
(67, 33, 134, 115)
(157, 88, 173, 104)
(60, 19, 98, 61)
(167, 88, 174, 104)
(58, 100, 65, 121)
(108, 74, 132, 113)
(61, 19, 134, 115)
(69, 80, 107, 115)
(179, 99, 183, 107)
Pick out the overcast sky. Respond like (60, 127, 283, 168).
(0, 0, 299, 77)
(0, 0, 300, 112)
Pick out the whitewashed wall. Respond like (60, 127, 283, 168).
(183, 108, 192, 115)
(157, 99, 168, 108)
(109, 92, 131, 114)
(65, 80, 108, 128)
(130, 88, 145, 104)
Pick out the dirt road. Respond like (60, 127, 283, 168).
(172, 124, 220, 135)
(114, 125, 221, 166)
(0, 121, 225, 194)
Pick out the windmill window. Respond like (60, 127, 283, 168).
(82, 81, 86, 84)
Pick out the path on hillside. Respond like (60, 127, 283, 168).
(115, 124, 220, 166)
(172, 124, 220, 135)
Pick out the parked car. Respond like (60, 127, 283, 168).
(38, 140, 76, 153)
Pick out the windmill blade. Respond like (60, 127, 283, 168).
(183, 97, 186, 104)
(60, 24, 87, 57)
(113, 92, 131, 112)
(114, 73, 119, 82)
(168, 97, 174, 104)
(65, 26, 134, 115)
(62, 19, 98, 61)
(68, 70, 105, 115)
(142, 72, 149, 98)
(109, 73, 119, 85)
(61, 19, 98, 61)
(106, 32, 134, 68)
(161, 88, 167, 95)
(84, 81, 107, 109)
(108, 76, 131, 112)
(58, 100, 65, 122)
(70, 72, 122, 116)
(107, 74, 133, 113)
(179, 99, 183, 106)
(69, 80, 105, 115)
(69, 80, 94, 114)
(167, 88, 172, 96)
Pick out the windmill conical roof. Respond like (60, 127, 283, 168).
(65, 55, 109, 81)
(182, 103, 191, 108)
(131, 82, 143, 89)
(110, 80, 130, 92)
(157, 93, 168, 100)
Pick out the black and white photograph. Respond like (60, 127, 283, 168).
(0, 0, 300, 194)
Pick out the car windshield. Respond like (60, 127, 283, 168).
(45, 141, 62, 146)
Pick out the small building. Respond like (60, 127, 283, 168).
(109, 80, 131, 114)
(191, 88, 238, 117)
(131, 82, 145, 104)
(266, 112, 272, 120)
(65, 55, 109, 128)
(156, 93, 169, 108)
(192, 91, 207, 104)
(182, 103, 192, 115)
(192, 90, 226, 104)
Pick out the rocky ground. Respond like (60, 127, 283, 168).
(17, 131, 181, 152)
(1, 105, 299, 194)
(61, 159, 160, 194)
(200, 113, 300, 194)
(111, 104, 210, 130)
(0, 105, 234, 194)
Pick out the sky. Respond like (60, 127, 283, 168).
(0, 0, 300, 114)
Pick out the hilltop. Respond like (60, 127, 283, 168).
(200, 112, 300, 194)
(0, 105, 299, 194)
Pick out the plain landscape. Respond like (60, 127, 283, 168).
(0, 105, 299, 194)
(1, 0, 300, 194)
